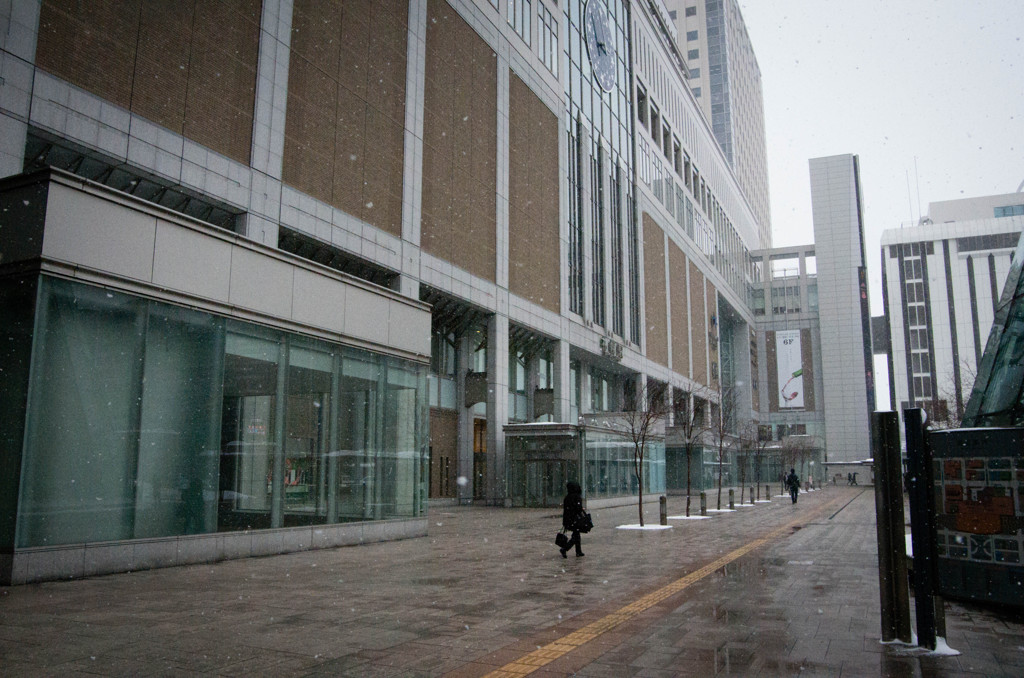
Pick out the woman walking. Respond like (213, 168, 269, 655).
(560, 481, 586, 558)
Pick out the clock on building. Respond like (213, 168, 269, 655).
(584, 0, 616, 92)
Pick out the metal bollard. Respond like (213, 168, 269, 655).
(750, 487, 755, 504)
(700, 492, 707, 516)
(765, 485, 771, 501)
(729, 488, 734, 509)
(660, 495, 667, 525)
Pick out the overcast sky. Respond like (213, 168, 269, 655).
(740, 0, 1024, 306)
(738, 0, 1024, 409)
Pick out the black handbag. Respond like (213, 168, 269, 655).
(577, 512, 593, 533)
(555, 531, 569, 548)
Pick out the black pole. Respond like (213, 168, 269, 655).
(872, 411, 912, 643)
(904, 408, 937, 650)
(873, 412, 896, 641)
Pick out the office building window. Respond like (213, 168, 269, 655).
(652, 158, 663, 203)
(689, 68, 701, 79)
(994, 204, 1024, 218)
(611, 165, 625, 337)
(685, 6, 697, 16)
(538, 3, 558, 75)
(628, 189, 641, 343)
(637, 84, 649, 130)
(508, 0, 532, 45)
(751, 288, 765, 316)
(902, 246, 933, 402)
(687, 49, 699, 59)
(592, 150, 607, 328)
(650, 104, 661, 146)
(686, 30, 698, 41)
(568, 121, 585, 315)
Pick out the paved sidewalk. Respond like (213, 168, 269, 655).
(1, 486, 1021, 676)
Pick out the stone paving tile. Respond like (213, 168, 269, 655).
(1, 487, 1022, 677)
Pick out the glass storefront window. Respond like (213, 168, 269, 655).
(16, 277, 428, 548)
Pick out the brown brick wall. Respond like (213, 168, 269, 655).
(508, 72, 559, 314)
(766, 331, 778, 411)
(283, 0, 408, 237)
(689, 261, 707, 386)
(421, 0, 497, 282)
(669, 242, 689, 378)
(642, 213, 668, 367)
(36, 0, 260, 165)
(36, 0, 141, 110)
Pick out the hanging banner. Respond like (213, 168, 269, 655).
(776, 330, 804, 409)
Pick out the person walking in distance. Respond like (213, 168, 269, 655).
(786, 468, 800, 504)
(560, 481, 585, 558)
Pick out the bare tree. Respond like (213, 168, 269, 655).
(709, 386, 741, 510)
(779, 434, 813, 488)
(745, 422, 771, 501)
(673, 387, 711, 517)
(624, 380, 669, 527)
(930, 358, 978, 430)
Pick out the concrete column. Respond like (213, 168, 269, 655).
(553, 338, 572, 422)
(0, 0, 40, 178)
(242, 0, 293, 246)
(579, 124, 594, 322)
(526, 352, 539, 422)
(456, 333, 475, 504)
(486, 313, 509, 505)
(399, 0, 428, 301)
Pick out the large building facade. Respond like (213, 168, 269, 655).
(2, 0, 886, 587)
(810, 154, 875, 463)
(881, 193, 1024, 423)
(1, 0, 779, 583)
(749, 244, 827, 481)
(665, 0, 771, 249)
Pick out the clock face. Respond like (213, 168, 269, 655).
(584, 0, 616, 93)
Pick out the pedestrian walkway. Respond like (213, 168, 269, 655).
(1, 487, 1021, 676)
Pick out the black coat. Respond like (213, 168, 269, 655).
(562, 481, 584, 530)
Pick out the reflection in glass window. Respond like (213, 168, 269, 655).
(508, 0, 532, 45)
(16, 277, 428, 548)
(538, 2, 558, 75)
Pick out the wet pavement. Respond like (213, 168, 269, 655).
(1, 486, 1022, 676)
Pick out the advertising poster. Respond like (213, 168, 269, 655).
(776, 329, 804, 409)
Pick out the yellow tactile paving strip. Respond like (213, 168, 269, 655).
(482, 496, 845, 677)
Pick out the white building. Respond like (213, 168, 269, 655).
(811, 154, 875, 463)
(664, 0, 772, 248)
(881, 193, 1024, 421)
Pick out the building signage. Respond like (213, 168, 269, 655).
(776, 329, 804, 408)
(600, 336, 623, 362)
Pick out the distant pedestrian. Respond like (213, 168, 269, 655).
(847, 472, 853, 485)
(560, 481, 586, 558)
(786, 468, 800, 504)
(852, 472, 858, 485)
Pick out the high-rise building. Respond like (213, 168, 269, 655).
(1, 0, 770, 583)
(811, 154, 875, 463)
(664, 0, 771, 249)
(880, 193, 1024, 423)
